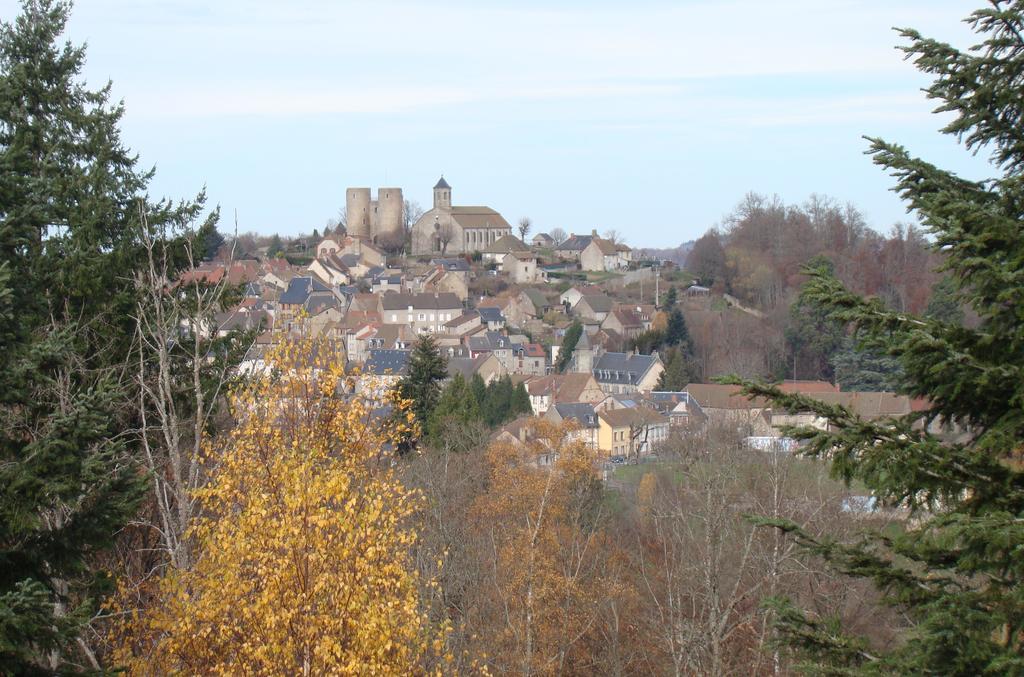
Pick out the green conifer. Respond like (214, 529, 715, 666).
(397, 334, 448, 429)
(512, 382, 532, 417)
(0, 1, 207, 667)
(735, 5, 1024, 671)
(556, 321, 583, 373)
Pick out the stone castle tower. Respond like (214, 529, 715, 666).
(345, 186, 404, 243)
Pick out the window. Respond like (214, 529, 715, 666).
(418, 313, 425, 321)
(390, 314, 397, 322)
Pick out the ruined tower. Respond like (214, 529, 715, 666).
(345, 186, 404, 242)
(374, 187, 404, 243)
(345, 188, 372, 240)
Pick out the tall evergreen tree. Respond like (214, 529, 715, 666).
(0, 1, 206, 668)
(830, 336, 902, 392)
(199, 221, 225, 261)
(427, 374, 481, 442)
(656, 346, 694, 391)
(734, 4, 1024, 672)
(511, 382, 532, 417)
(556, 321, 583, 373)
(664, 308, 691, 352)
(662, 285, 677, 309)
(397, 334, 448, 430)
(924, 275, 964, 325)
(267, 233, 284, 257)
(470, 373, 488, 409)
(784, 260, 845, 381)
(483, 375, 515, 427)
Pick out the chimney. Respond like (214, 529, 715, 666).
(591, 229, 598, 237)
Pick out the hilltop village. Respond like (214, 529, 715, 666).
(188, 176, 944, 462)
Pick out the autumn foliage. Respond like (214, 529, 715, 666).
(116, 337, 445, 674)
(468, 422, 633, 674)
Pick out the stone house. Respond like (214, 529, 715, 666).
(517, 288, 551, 320)
(523, 372, 605, 415)
(477, 305, 507, 330)
(278, 276, 333, 319)
(466, 331, 515, 369)
(580, 235, 625, 272)
(378, 292, 462, 334)
(544, 402, 600, 450)
(316, 238, 343, 259)
(553, 233, 594, 261)
(443, 311, 482, 337)
(593, 351, 664, 395)
(307, 256, 350, 286)
(502, 251, 539, 283)
(559, 284, 604, 310)
(482, 234, 530, 264)
(509, 343, 547, 376)
(601, 306, 646, 339)
(446, 353, 504, 385)
(574, 293, 614, 322)
(421, 267, 470, 302)
(648, 391, 707, 429)
(682, 383, 774, 436)
(597, 407, 669, 458)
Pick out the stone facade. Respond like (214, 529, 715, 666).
(411, 177, 514, 255)
(345, 187, 404, 244)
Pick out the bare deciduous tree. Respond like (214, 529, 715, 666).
(404, 199, 424, 234)
(518, 217, 532, 243)
(436, 221, 455, 255)
(133, 208, 254, 571)
(549, 227, 567, 244)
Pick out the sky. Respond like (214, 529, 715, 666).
(2, 0, 997, 247)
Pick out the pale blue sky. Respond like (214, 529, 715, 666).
(3, 0, 994, 246)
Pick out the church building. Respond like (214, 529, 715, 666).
(411, 176, 513, 255)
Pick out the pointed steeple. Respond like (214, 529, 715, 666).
(433, 175, 451, 209)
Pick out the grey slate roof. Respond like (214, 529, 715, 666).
(467, 331, 511, 352)
(521, 288, 549, 310)
(477, 306, 505, 323)
(481, 234, 529, 255)
(434, 175, 451, 189)
(380, 292, 462, 311)
(431, 258, 471, 272)
(216, 309, 267, 333)
(446, 355, 491, 380)
(280, 276, 330, 305)
(555, 234, 593, 252)
(363, 349, 410, 376)
(649, 391, 706, 417)
(578, 294, 613, 313)
(303, 291, 341, 316)
(553, 402, 599, 428)
(593, 352, 659, 386)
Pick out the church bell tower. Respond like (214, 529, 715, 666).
(433, 175, 451, 209)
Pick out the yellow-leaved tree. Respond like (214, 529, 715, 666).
(117, 336, 445, 674)
(470, 421, 630, 674)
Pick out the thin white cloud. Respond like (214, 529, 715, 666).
(128, 81, 680, 118)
